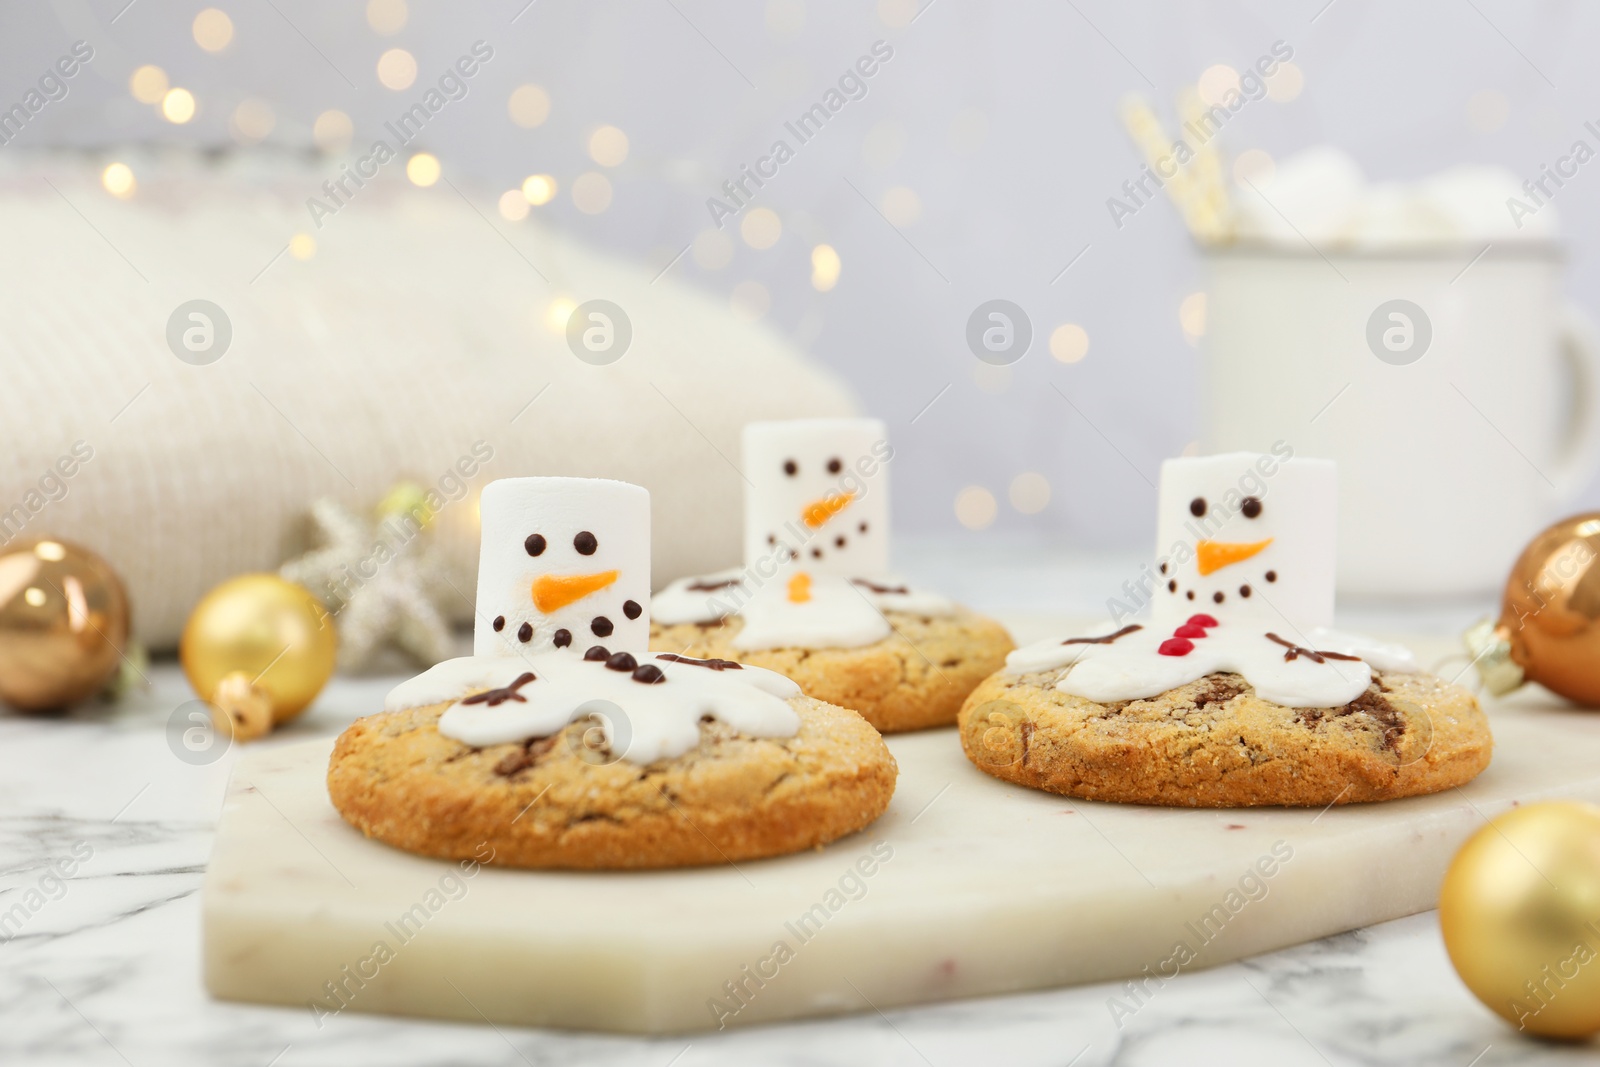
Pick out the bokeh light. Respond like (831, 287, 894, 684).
(101, 162, 136, 199)
(405, 152, 440, 186)
(521, 174, 557, 205)
(692, 229, 734, 270)
(230, 98, 275, 143)
(1197, 64, 1241, 107)
(366, 0, 408, 34)
(129, 65, 168, 104)
(1008, 473, 1051, 515)
(954, 486, 998, 530)
(192, 8, 234, 52)
(161, 88, 196, 124)
(881, 186, 921, 226)
(741, 207, 782, 249)
(811, 244, 841, 291)
(572, 171, 613, 213)
(508, 84, 551, 128)
(289, 233, 317, 260)
(498, 189, 530, 221)
(588, 125, 629, 167)
(1049, 324, 1089, 364)
(377, 48, 417, 90)
(313, 109, 353, 152)
(1266, 61, 1304, 103)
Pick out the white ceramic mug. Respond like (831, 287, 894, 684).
(1201, 243, 1600, 598)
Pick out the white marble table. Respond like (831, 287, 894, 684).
(4, 543, 1598, 1065)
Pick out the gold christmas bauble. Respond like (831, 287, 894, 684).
(0, 538, 130, 710)
(180, 574, 336, 723)
(1467, 513, 1600, 705)
(1440, 801, 1600, 1039)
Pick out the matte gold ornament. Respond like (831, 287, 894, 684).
(1465, 513, 1600, 705)
(0, 538, 130, 710)
(1441, 801, 1600, 1039)
(180, 574, 336, 724)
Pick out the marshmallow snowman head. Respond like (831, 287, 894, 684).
(743, 419, 892, 577)
(1152, 452, 1337, 633)
(474, 477, 650, 656)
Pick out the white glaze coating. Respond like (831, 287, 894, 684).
(473, 478, 650, 657)
(1005, 618, 1418, 708)
(1152, 451, 1336, 633)
(386, 651, 802, 764)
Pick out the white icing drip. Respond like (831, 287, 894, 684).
(651, 571, 955, 650)
(1004, 619, 1419, 709)
(385, 652, 801, 764)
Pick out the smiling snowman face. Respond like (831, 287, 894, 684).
(1151, 452, 1336, 632)
(473, 477, 650, 656)
(742, 419, 891, 577)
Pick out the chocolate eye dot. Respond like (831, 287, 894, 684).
(1168, 580, 1177, 593)
(591, 616, 613, 637)
(1239, 585, 1252, 598)
(517, 622, 533, 642)
(1213, 591, 1225, 604)
(574, 531, 597, 555)
(827, 457, 842, 474)
(493, 615, 505, 632)
(1159, 562, 1168, 575)
(767, 534, 776, 545)
(622, 599, 641, 620)
(1241, 497, 1262, 519)
(811, 547, 823, 559)
(552, 629, 572, 648)
(1265, 570, 1277, 582)
(1189, 498, 1207, 518)
(835, 536, 846, 548)
(783, 459, 798, 476)
(525, 533, 546, 556)
(1186, 590, 1196, 601)
(859, 522, 868, 533)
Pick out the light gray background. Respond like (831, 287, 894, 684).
(7, 0, 1597, 549)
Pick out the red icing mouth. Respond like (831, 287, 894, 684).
(1159, 637, 1194, 656)
(1161, 614, 1219, 656)
(1187, 614, 1218, 628)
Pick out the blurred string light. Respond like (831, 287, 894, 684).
(313, 109, 353, 152)
(1232, 148, 1274, 186)
(1197, 64, 1240, 107)
(730, 280, 770, 321)
(740, 207, 782, 249)
(366, 0, 408, 35)
(192, 8, 234, 52)
(692, 228, 733, 270)
(128, 65, 167, 104)
(101, 162, 136, 199)
(954, 486, 997, 530)
(1049, 323, 1089, 364)
(377, 48, 417, 90)
(881, 186, 921, 226)
(810, 244, 841, 291)
(405, 152, 440, 186)
(521, 174, 557, 205)
(588, 125, 629, 167)
(571, 171, 612, 213)
(543, 296, 576, 333)
(1008, 472, 1051, 515)
(508, 84, 550, 128)
(1179, 292, 1207, 344)
(230, 98, 275, 143)
(289, 233, 316, 260)
(161, 88, 196, 124)
(498, 190, 529, 221)
(1266, 61, 1304, 102)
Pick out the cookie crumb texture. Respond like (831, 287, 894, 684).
(328, 697, 896, 869)
(650, 610, 1014, 733)
(957, 670, 1491, 807)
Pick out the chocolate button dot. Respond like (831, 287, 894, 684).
(1265, 570, 1277, 582)
(623, 600, 641, 620)
(493, 615, 505, 632)
(591, 616, 614, 637)
(632, 664, 665, 684)
(827, 457, 842, 474)
(584, 645, 610, 661)
(1241, 496, 1262, 519)
(1212, 591, 1225, 604)
(767, 534, 776, 545)
(517, 622, 533, 642)
(783, 459, 798, 476)
(859, 522, 868, 533)
(525, 533, 546, 556)
(1159, 561, 1168, 575)
(553, 628, 572, 648)
(1239, 584, 1252, 598)
(1186, 590, 1196, 601)
(605, 651, 637, 672)
(574, 531, 597, 555)
(1168, 580, 1177, 593)
(811, 548, 822, 559)
(835, 536, 846, 548)
(1190, 497, 1207, 518)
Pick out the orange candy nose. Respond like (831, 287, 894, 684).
(802, 492, 854, 529)
(532, 570, 618, 612)
(787, 572, 812, 603)
(1196, 538, 1273, 576)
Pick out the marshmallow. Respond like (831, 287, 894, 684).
(742, 418, 892, 577)
(473, 477, 650, 656)
(1151, 452, 1336, 633)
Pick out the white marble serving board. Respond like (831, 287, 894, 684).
(202, 658, 1600, 1035)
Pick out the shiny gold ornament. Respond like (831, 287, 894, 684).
(210, 670, 274, 742)
(1465, 513, 1600, 705)
(1441, 801, 1600, 1038)
(0, 538, 130, 710)
(180, 574, 336, 724)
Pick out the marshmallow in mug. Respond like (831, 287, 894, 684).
(742, 418, 892, 575)
(1152, 450, 1336, 634)
(473, 477, 650, 656)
